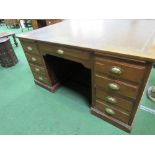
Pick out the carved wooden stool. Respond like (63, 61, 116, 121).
(0, 37, 18, 67)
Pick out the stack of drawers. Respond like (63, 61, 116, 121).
(21, 40, 52, 87)
(93, 54, 147, 131)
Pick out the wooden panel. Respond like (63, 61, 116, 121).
(95, 74, 139, 99)
(95, 99, 130, 124)
(96, 88, 133, 112)
(33, 73, 51, 85)
(21, 41, 40, 55)
(29, 63, 48, 76)
(91, 107, 132, 132)
(38, 43, 91, 60)
(95, 57, 146, 84)
(25, 53, 44, 66)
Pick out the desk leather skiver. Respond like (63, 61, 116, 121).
(17, 20, 155, 132)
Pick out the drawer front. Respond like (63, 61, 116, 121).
(95, 75, 139, 99)
(95, 100, 130, 124)
(21, 41, 40, 55)
(96, 88, 133, 112)
(29, 63, 47, 76)
(33, 73, 51, 85)
(38, 43, 91, 60)
(25, 53, 44, 66)
(95, 57, 146, 83)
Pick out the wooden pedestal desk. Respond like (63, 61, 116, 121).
(17, 20, 155, 132)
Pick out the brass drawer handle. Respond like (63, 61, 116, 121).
(27, 46, 32, 51)
(106, 96, 117, 104)
(110, 66, 122, 75)
(105, 108, 115, 115)
(57, 49, 64, 54)
(31, 57, 37, 62)
(35, 68, 40, 72)
(108, 83, 120, 91)
(38, 76, 43, 81)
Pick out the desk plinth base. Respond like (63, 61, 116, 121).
(91, 107, 132, 133)
(34, 80, 61, 92)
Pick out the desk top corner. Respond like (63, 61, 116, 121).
(17, 19, 155, 62)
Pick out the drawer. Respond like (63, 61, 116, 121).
(33, 73, 51, 85)
(38, 43, 91, 61)
(95, 74, 139, 99)
(29, 63, 48, 76)
(95, 57, 146, 83)
(25, 53, 45, 66)
(96, 88, 133, 112)
(95, 99, 130, 124)
(21, 41, 40, 55)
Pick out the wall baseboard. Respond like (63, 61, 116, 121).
(140, 105, 155, 115)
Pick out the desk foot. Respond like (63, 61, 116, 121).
(91, 107, 132, 133)
(13, 34, 18, 47)
(34, 80, 61, 92)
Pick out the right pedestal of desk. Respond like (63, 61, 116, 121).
(91, 52, 152, 132)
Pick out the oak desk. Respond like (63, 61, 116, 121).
(17, 20, 155, 132)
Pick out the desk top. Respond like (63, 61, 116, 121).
(0, 32, 15, 38)
(0, 37, 9, 43)
(18, 20, 155, 62)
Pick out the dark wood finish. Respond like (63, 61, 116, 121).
(33, 72, 51, 85)
(25, 52, 45, 66)
(91, 108, 132, 132)
(21, 41, 39, 54)
(95, 74, 139, 99)
(128, 62, 153, 125)
(17, 20, 155, 132)
(95, 56, 146, 84)
(34, 79, 61, 92)
(32, 19, 63, 29)
(37, 42, 92, 68)
(0, 38, 18, 67)
(95, 99, 130, 124)
(95, 88, 133, 112)
(29, 63, 48, 76)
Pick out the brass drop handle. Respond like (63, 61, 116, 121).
(106, 96, 117, 104)
(35, 68, 40, 72)
(108, 83, 120, 91)
(105, 108, 115, 115)
(38, 76, 43, 81)
(57, 49, 64, 54)
(31, 57, 36, 61)
(110, 66, 122, 75)
(27, 46, 32, 51)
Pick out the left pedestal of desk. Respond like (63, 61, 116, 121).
(20, 39, 58, 92)
(0, 38, 18, 67)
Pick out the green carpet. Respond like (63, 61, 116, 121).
(0, 24, 155, 135)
